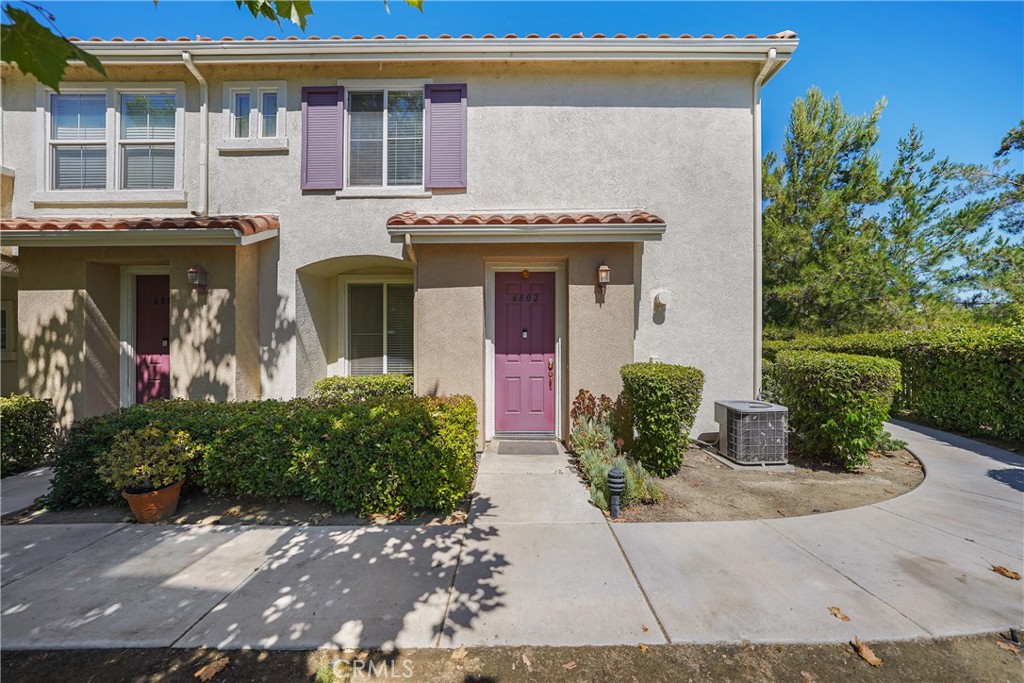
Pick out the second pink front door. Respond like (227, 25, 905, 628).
(495, 271, 555, 433)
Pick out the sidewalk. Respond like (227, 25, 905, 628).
(0, 467, 53, 518)
(1, 423, 1021, 650)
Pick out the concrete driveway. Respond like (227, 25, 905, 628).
(1, 421, 1021, 650)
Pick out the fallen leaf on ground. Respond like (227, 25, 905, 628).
(990, 565, 1022, 580)
(800, 672, 815, 683)
(639, 644, 650, 653)
(521, 654, 532, 671)
(851, 637, 883, 667)
(642, 625, 649, 632)
(563, 661, 577, 670)
(828, 606, 851, 622)
(777, 509, 785, 516)
(451, 648, 468, 660)
(997, 641, 1020, 654)
(194, 657, 229, 681)
(883, 488, 896, 494)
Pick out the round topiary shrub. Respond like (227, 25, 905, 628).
(775, 350, 902, 470)
(620, 362, 705, 477)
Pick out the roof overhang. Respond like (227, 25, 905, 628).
(65, 35, 798, 78)
(0, 228, 277, 247)
(0, 215, 280, 247)
(387, 210, 667, 244)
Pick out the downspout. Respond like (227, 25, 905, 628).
(182, 51, 209, 216)
(752, 47, 777, 399)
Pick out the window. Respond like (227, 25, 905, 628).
(226, 83, 285, 140)
(347, 283, 413, 375)
(49, 93, 106, 190)
(120, 93, 175, 189)
(44, 85, 183, 194)
(0, 301, 13, 357)
(347, 89, 424, 187)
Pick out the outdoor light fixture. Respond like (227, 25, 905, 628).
(597, 263, 611, 294)
(187, 264, 208, 294)
(607, 467, 626, 519)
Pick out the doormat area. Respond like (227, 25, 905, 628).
(496, 441, 560, 456)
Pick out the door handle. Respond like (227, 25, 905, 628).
(547, 358, 554, 389)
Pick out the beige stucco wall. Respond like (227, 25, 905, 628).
(2, 57, 761, 435)
(416, 243, 635, 443)
(16, 245, 260, 426)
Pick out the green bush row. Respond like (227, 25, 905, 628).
(47, 395, 477, 516)
(619, 363, 704, 477)
(775, 351, 902, 469)
(0, 395, 56, 477)
(764, 326, 1024, 440)
(312, 374, 414, 403)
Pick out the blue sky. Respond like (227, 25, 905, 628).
(10, 1, 1024, 168)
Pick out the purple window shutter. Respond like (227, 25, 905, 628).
(424, 84, 467, 189)
(301, 86, 344, 190)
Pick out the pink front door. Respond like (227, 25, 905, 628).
(135, 274, 170, 404)
(495, 271, 555, 433)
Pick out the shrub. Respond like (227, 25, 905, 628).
(47, 395, 478, 517)
(96, 427, 197, 492)
(760, 359, 781, 404)
(619, 363, 705, 477)
(775, 351, 902, 469)
(577, 446, 661, 510)
(312, 374, 414, 403)
(764, 326, 1023, 440)
(0, 395, 56, 477)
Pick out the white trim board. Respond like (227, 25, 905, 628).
(119, 265, 170, 408)
(484, 262, 567, 442)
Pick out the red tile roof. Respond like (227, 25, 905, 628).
(0, 215, 279, 236)
(387, 210, 665, 227)
(69, 31, 797, 43)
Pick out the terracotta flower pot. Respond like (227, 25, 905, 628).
(122, 479, 184, 523)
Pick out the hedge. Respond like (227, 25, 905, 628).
(48, 395, 477, 517)
(312, 375, 414, 403)
(775, 351, 902, 469)
(0, 396, 56, 477)
(764, 326, 1024, 440)
(620, 363, 704, 477)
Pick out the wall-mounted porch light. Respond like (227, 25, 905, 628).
(597, 263, 611, 294)
(187, 264, 208, 294)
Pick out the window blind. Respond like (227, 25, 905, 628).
(349, 92, 384, 187)
(386, 284, 414, 374)
(349, 284, 385, 376)
(122, 146, 174, 190)
(387, 91, 423, 186)
(120, 94, 175, 140)
(234, 92, 251, 138)
(261, 92, 278, 137)
(51, 94, 106, 140)
(54, 145, 106, 189)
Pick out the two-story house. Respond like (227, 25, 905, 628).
(0, 31, 797, 442)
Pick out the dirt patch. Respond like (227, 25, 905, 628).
(2, 633, 1021, 682)
(3, 486, 469, 527)
(616, 445, 924, 523)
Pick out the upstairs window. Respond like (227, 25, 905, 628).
(226, 83, 285, 140)
(49, 93, 106, 190)
(347, 89, 424, 187)
(120, 93, 176, 190)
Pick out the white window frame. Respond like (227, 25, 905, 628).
(219, 81, 287, 151)
(0, 300, 15, 361)
(35, 82, 186, 205)
(336, 274, 414, 377)
(45, 91, 108, 191)
(339, 78, 430, 193)
(116, 89, 180, 191)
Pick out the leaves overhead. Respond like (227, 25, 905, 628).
(0, 6, 106, 92)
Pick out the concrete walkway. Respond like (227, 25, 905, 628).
(1, 467, 53, 518)
(1, 423, 1021, 650)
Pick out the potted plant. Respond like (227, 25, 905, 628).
(97, 426, 196, 523)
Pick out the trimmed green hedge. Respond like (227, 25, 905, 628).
(764, 326, 1024, 440)
(776, 351, 902, 469)
(0, 396, 56, 477)
(620, 363, 704, 477)
(48, 395, 477, 516)
(312, 375, 414, 403)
